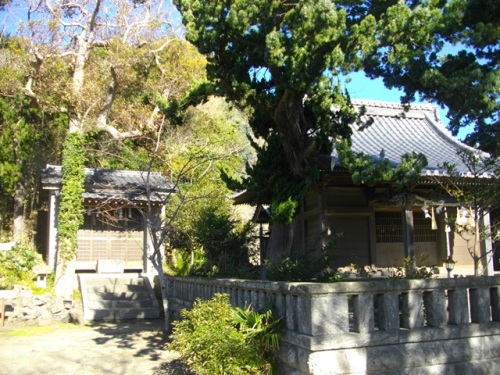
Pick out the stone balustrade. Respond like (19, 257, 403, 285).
(167, 276, 500, 374)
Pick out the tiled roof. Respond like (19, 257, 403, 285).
(41, 165, 175, 202)
(343, 99, 489, 176)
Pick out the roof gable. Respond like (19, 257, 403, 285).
(347, 99, 488, 176)
(41, 165, 175, 202)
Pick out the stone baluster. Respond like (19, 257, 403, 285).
(243, 289, 251, 307)
(275, 294, 286, 323)
(491, 287, 500, 321)
(352, 294, 375, 333)
(250, 290, 258, 309)
(424, 290, 447, 327)
(448, 289, 470, 325)
(286, 294, 297, 331)
(377, 292, 400, 331)
(470, 287, 491, 323)
(401, 291, 424, 329)
(258, 290, 267, 310)
(197, 283, 203, 301)
(237, 289, 244, 308)
(188, 282, 193, 302)
(204, 283, 210, 300)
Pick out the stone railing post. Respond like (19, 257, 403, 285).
(297, 294, 349, 336)
(424, 290, 447, 327)
(401, 291, 424, 329)
(448, 289, 470, 325)
(378, 292, 400, 330)
(352, 294, 375, 333)
(470, 287, 491, 323)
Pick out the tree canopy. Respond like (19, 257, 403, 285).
(0, 0, 206, 254)
(174, 0, 499, 202)
(173, 0, 499, 263)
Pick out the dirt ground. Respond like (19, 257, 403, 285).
(0, 319, 193, 375)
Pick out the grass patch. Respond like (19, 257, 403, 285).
(0, 323, 85, 337)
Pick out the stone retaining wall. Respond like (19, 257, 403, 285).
(0, 285, 82, 327)
(167, 276, 500, 374)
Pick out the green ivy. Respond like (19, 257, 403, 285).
(57, 132, 86, 266)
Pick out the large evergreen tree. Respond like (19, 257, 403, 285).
(173, 0, 499, 263)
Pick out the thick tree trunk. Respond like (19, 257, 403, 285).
(266, 220, 295, 265)
(273, 91, 308, 176)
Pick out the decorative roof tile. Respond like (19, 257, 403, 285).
(345, 99, 484, 175)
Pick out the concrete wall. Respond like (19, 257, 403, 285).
(168, 276, 500, 375)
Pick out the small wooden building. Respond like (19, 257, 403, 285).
(40, 165, 175, 276)
(238, 100, 495, 276)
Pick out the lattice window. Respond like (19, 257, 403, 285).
(375, 212, 403, 243)
(413, 212, 437, 242)
(77, 207, 144, 263)
(375, 211, 436, 243)
(81, 208, 143, 231)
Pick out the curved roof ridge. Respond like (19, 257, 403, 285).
(351, 98, 437, 112)
(345, 100, 490, 176)
(423, 113, 488, 157)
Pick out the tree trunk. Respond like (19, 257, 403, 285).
(273, 91, 307, 176)
(12, 180, 26, 243)
(266, 220, 295, 265)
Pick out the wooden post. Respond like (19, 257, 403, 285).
(402, 194, 416, 265)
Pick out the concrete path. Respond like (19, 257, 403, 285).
(0, 320, 185, 375)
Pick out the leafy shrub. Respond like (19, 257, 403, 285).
(190, 206, 256, 278)
(0, 243, 42, 288)
(164, 247, 208, 276)
(266, 233, 342, 282)
(389, 256, 435, 279)
(170, 293, 281, 375)
(167, 202, 258, 278)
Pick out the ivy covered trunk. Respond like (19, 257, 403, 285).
(266, 221, 295, 265)
(54, 132, 86, 297)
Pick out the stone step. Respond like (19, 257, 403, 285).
(87, 284, 150, 294)
(84, 307, 161, 321)
(85, 290, 152, 301)
(86, 299, 155, 310)
(84, 277, 148, 287)
(79, 275, 160, 322)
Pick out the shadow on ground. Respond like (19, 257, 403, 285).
(0, 319, 195, 375)
(92, 320, 168, 361)
(90, 319, 196, 374)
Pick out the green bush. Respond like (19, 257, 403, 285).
(164, 247, 208, 276)
(170, 293, 281, 375)
(266, 233, 342, 282)
(167, 202, 258, 279)
(190, 206, 256, 278)
(0, 243, 42, 289)
(389, 256, 435, 279)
